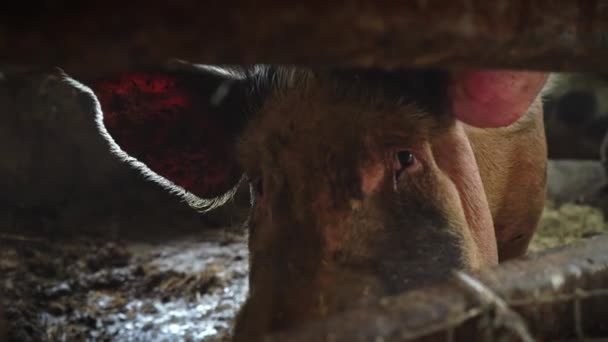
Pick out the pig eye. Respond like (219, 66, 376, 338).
(397, 151, 415, 168)
(394, 150, 417, 183)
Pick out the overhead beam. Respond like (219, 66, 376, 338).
(1, 1, 608, 76)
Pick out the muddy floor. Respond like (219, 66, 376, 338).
(0, 226, 249, 342)
(2, 169, 608, 342)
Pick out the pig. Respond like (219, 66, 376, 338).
(68, 63, 547, 341)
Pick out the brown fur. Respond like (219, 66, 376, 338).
(231, 69, 546, 341)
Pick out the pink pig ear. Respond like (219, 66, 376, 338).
(88, 67, 250, 208)
(448, 71, 548, 128)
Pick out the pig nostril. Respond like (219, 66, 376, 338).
(397, 150, 415, 168)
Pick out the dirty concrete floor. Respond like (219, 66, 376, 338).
(1, 227, 248, 342)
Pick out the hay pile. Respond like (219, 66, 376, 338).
(530, 200, 608, 252)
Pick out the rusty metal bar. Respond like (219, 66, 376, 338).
(1, 1, 608, 76)
(267, 234, 608, 341)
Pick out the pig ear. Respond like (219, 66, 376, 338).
(85, 65, 251, 210)
(448, 71, 548, 128)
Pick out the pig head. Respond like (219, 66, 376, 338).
(75, 64, 547, 340)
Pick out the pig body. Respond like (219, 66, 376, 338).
(78, 64, 547, 341)
(232, 68, 546, 340)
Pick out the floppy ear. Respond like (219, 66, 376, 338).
(449, 70, 548, 128)
(85, 64, 251, 210)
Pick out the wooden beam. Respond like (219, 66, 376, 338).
(1, 1, 608, 76)
(267, 234, 608, 341)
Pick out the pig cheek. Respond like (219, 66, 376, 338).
(360, 163, 385, 195)
(426, 173, 483, 270)
(432, 123, 498, 267)
(313, 191, 345, 260)
(391, 161, 480, 272)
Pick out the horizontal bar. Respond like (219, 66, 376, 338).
(1, 1, 608, 76)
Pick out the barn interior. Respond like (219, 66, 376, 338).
(2, 2, 608, 341)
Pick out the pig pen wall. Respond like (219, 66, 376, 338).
(0, 69, 251, 239)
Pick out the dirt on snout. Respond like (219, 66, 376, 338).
(0, 228, 249, 342)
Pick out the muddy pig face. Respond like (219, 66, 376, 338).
(79, 64, 545, 340)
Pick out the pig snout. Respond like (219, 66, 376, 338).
(81, 65, 547, 341)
